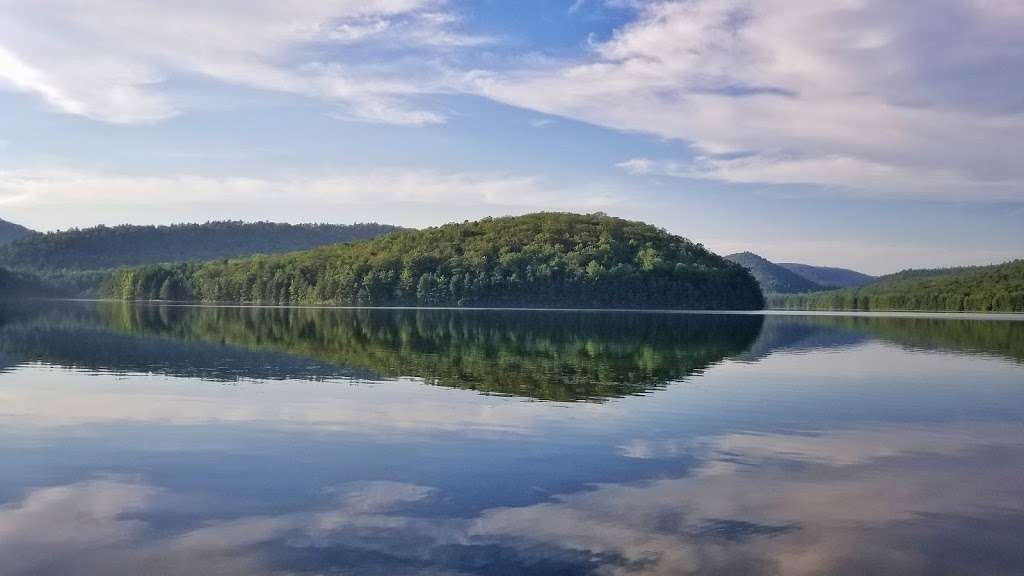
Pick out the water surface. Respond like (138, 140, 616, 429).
(1, 301, 1022, 575)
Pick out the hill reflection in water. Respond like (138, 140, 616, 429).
(2, 302, 1021, 401)
(0, 302, 764, 401)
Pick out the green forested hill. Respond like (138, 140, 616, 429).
(725, 252, 824, 294)
(0, 221, 401, 294)
(0, 218, 34, 245)
(107, 213, 765, 310)
(770, 260, 1024, 312)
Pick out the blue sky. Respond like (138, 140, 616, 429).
(0, 0, 1022, 274)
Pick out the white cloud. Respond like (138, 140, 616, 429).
(617, 156, 1024, 202)
(3, 0, 1022, 202)
(471, 0, 1024, 200)
(0, 0, 484, 125)
(0, 166, 620, 210)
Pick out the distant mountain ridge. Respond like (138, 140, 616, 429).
(0, 221, 402, 271)
(726, 252, 876, 294)
(724, 252, 824, 294)
(777, 262, 875, 288)
(0, 218, 34, 245)
(0, 220, 403, 295)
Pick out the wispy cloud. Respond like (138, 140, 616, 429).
(617, 156, 1024, 202)
(568, 0, 588, 15)
(2, 0, 1023, 203)
(0, 0, 486, 125)
(0, 166, 620, 211)
(471, 0, 1024, 201)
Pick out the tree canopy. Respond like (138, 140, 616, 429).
(0, 220, 401, 295)
(107, 212, 765, 310)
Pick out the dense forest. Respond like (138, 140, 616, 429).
(0, 221, 400, 294)
(107, 213, 766, 310)
(0, 218, 34, 245)
(725, 252, 825, 294)
(770, 260, 1024, 312)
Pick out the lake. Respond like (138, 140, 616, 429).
(1, 301, 1022, 575)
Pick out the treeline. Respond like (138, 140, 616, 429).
(106, 213, 766, 310)
(0, 221, 401, 271)
(770, 260, 1024, 312)
(0, 221, 400, 295)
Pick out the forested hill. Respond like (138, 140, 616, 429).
(107, 213, 765, 310)
(770, 260, 1024, 312)
(777, 262, 875, 288)
(0, 221, 401, 272)
(725, 252, 824, 294)
(0, 218, 34, 245)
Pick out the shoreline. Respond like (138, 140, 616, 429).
(16, 298, 1024, 321)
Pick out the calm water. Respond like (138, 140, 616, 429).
(1, 302, 1023, 575)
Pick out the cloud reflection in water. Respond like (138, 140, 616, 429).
(2, 421, 1022, 575)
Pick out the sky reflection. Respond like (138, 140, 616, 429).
(3, 420, 1021, 576)
(0, 303, 1022, 575)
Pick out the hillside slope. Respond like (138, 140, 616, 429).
(0, 221, 401, 271)
(0, 221, 401, 294)
(725, 252, 824, 294)
(778, 262, 875, 288)
(0, 218, 34, 245)
(107, 213, 765, 310)
(770, 260, 1024, 312)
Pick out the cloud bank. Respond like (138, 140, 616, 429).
(472, 0, 1024, 200)
(1, 0, 1022, 202)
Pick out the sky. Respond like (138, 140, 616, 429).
(0, 0, 1021, 275)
